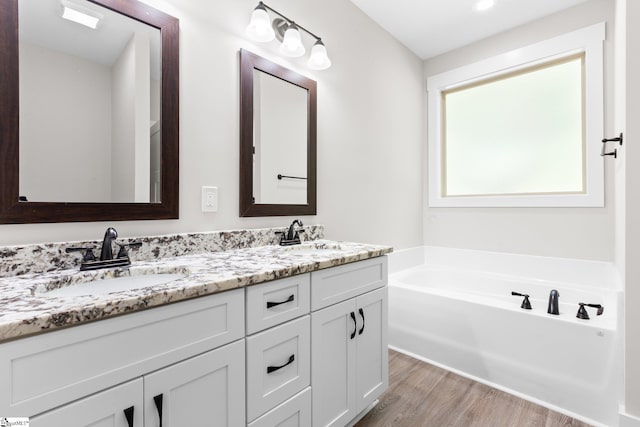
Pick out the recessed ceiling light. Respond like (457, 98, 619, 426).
(475, 0, 495, 11)
(60, 0, 103, 29)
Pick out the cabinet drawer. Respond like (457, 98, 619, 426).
(246, 274, 310, 335)
(248, 387, 311, 427)
(311, 256, 387, 310)
(0, 288, 244, 417)
(246, 316, 310, 422)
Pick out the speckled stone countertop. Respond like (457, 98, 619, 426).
(0, 240, 392, 342)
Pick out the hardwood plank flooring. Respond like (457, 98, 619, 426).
(355, 350, 593, 427)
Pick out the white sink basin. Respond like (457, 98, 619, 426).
(284, 242, 347, 256)
(39, 273, 187, 297)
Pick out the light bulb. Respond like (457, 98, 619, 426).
(279, 23, 305, 57)
(308, 40, 331, 70)
(246, 4, 275, 42)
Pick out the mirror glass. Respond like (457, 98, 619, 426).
(252, 69, 308, 205)
(0, 0, 179, 224)
(239, 49, 317, 217)
(18, 0, 161, 203)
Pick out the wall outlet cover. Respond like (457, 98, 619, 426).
(202, 186, 218, 212)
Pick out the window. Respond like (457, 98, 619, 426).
(427, 23, 605, 207)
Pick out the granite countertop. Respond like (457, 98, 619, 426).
(0, 240, 392, 342)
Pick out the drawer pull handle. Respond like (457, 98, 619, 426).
(123, 406, 134, 427)
(266, 294, 295, 308)
(358, 308, 365, 335)
(350, 311, 357, 339)
(267, 354, 295, 373)
(154, 394, 163, 427)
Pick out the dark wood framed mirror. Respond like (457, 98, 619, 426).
(0, 0, 179, 224)
(239, 49, 317, 217)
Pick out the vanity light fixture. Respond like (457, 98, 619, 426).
(246, 1, 331, 70)
(60, 0, 103, 29)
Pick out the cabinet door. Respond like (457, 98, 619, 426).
(30, 379, 143, 427)
(355, 287, 388, 414)
(144, 340, 245, 427)
(311, 299, 357, 427)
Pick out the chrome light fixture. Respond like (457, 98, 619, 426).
(246, 1, 331, 70)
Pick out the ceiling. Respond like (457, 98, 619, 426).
(348, 0, 592, 59)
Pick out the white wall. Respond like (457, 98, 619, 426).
(423, 0, 616, 261)
(18, 42, 112, 202)
(2, 0, 424, 249)
(111, 35, 136, 202)
(133, 32, 151, 203)
(111, 32, 151, 203)
(619, 0, 640, 419)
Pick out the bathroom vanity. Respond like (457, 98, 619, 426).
(0, 230, 390, 427)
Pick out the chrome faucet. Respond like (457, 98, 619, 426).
(547, 289, 560, 315)
(100, 227, 118, 261)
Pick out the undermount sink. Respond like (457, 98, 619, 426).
(283, 242, 347, 256)
(35, 272, 187, 298)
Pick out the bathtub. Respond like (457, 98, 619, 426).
(388, 246, 622, 427)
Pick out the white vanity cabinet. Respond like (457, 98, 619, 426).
(1, 288, 245, 426)
(0, 254, 388, 427)
(311, 257, 389, 427)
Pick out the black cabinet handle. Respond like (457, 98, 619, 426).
(350, 311, 357, 339)
(266, 294, 294, 308)
(154, 394, 163, 427)
(267, 354, 295, 373)
(123, 406, 134, 427)
(358, 308, 365, 335)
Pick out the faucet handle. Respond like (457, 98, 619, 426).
(66, 246, 97, 262)
(577, 303, 604, 319)
(116, 241, 142, 259)
(511, 291, 532, 310)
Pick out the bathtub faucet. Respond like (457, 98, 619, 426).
(547, 289, 560, 315)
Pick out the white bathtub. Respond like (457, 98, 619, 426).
(388, 246, 622, 427)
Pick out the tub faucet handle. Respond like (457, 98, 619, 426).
(576, 303, 604, 320)
(511, 291, 532, 310)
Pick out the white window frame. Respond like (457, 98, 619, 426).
(427, 22, 605, 207)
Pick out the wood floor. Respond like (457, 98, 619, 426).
(355, 350, 593, 427)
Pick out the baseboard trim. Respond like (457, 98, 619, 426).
(619, 406, 640, 427)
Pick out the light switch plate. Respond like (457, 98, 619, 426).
(202, 186, 218, 212)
